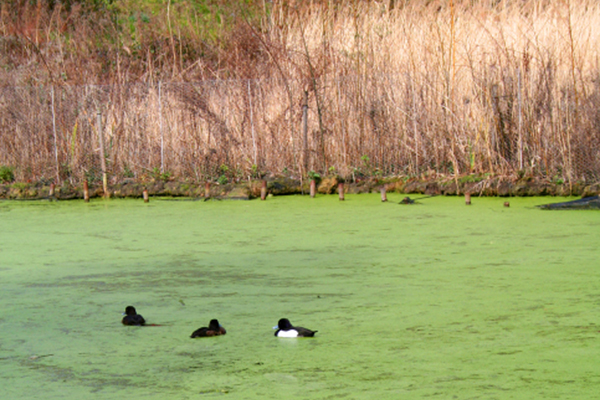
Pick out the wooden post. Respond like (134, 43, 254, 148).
(204, 182, 210, 199)
(143, 189, 149, 203)
(517, 69, 523, 171)
(260, 180, 267, 200)
(338, 182, 345, 201)
(50, 87, 60, 185)
(158, 81, 164, 174)
(302, 90, 309, 174)
(96, 110, 109, 198)
(248, 80, 258, 168)
(83, 181, 90, 202)
(310, 179, 316, 198)
(465, 193, 471, 205)
(491, 83, 501, 158)
(380, 186, 387, 202)
(49, 183, 55, 199)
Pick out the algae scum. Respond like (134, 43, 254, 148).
(1, 195, 599, 399)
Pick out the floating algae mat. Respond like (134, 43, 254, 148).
(1, 195, 599, 399)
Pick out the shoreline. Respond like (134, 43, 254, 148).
(2, 176, 599, 201)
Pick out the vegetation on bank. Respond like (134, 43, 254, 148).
(2, 174, 600, 200)
(1, 0, 599, 188)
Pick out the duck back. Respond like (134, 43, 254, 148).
(191, 319, 226, 338)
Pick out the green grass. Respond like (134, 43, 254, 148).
(1, 194, 599, 399)
(0, 165, 14, 183)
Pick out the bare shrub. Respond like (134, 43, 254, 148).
(1, 0, 599, 186)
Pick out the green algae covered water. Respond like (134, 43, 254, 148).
(1, 194, 599, 399)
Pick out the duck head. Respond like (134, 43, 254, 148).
(277, 318, 293, 330)
(124, 306, 137, 316)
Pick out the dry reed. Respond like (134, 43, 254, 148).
(1, 0, 599, 186)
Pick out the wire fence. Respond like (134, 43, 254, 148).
(1, 74, 599, 185)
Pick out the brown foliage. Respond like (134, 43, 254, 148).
(1, 0, 600, 187)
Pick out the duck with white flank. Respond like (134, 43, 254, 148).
(274, 318, 317, 337)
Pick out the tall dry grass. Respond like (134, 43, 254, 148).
(1, 0, 599, 186)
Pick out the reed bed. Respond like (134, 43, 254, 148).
(1, 0, 599, 185)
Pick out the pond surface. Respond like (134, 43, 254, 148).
(1, 194, 599, 399)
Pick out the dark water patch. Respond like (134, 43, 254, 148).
(496, 350, 523, 355)
(18, 356, 151, 394)
(28, 267, 272, 290)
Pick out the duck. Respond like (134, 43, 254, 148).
(122, 306, 146, 326)
(191, 319, 227, 338)
(274, 318, 317, 338)
(400, 196, 415, 204)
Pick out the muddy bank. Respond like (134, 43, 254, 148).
(1, 176, 599, 201)
(537, 196, 600, 210)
